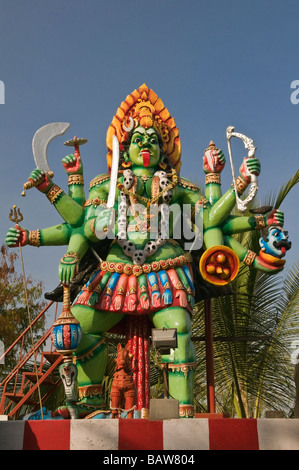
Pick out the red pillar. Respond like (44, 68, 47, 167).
(204, 298, 215, 413)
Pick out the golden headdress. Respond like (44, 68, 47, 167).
(106, 84, 181, 173)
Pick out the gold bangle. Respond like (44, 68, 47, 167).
(129, 287, 137, 294)
(243, 250, 256, 266)
(68, 174, 84, 186)
(116, 287, 125, 296)
(84, 198, 107, 207)
(29, 229, 41, 247)
(60, 252, 80, 265)
(205, 173, 221, 185)
(46, 185, 64, 204)
(254, 215, 266, 229)
(90, 218, 96, 235)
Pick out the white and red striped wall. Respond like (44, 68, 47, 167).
(1, 417, 299, 450)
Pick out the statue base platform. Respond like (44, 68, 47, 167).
(1, 418, 299, 450)
(149, 399, 179, 420)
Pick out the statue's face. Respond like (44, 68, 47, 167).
(259, 226, 292, 258)
(128, 126, 161, 169)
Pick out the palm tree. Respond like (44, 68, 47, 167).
(192, 169, 299, 418)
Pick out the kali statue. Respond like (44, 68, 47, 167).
(6, 84, 289, 418)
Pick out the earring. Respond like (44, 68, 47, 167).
(122, 151, 132, 168)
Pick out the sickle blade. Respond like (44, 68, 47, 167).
(32, 122, 71, 173)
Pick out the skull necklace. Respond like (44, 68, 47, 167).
(116, 169, 176, 265)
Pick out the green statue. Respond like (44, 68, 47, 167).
(6, 84, 286, 418)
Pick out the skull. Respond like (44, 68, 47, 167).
(122, 241, 135, 256)
(156, 237, 167, 247)
(159, 177, 169, 190)
(117, 231, 127, 243)
(118, 215, 127, 227)
(118, 200, 127, 214)
(155, 171, 167, 179)
(123, 169, 134, 189)
(133, 250, 146, 265)
(162, 190, 172, 203)
(144, 240, 158, 255)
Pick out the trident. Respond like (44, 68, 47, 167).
(9, 205, 44, 419)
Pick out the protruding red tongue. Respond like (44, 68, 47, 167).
(141, 150, 150, 167)
(281, 246, 286, 255)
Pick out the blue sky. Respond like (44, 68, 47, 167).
(0, 0, 298, 315)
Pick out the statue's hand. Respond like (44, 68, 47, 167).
(264, 208, 284, 227)
(203, 147, 226, 174)
(239, 157, 261, 183)
(28, 168, 54, 193)
(140, 293, 150, 310)
(162, 288, 172, 305)
(127, 293, 137, 311)
(151, 291, 161, 308)
(62, 154, 83, 175)
(58, 253, 80, 285)
(88, 291, 99, 307)
(5, 226, 29, 247)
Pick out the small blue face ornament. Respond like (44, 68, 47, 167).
(259, 226, 292, 258)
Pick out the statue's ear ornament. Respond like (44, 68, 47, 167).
(122, 117, 134, 133)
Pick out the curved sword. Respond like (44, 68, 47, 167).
(22, 122, 71, 195)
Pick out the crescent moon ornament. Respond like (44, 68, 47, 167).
(122, 116, 134, 132)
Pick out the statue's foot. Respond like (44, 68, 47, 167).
(52, 406, 72, 419)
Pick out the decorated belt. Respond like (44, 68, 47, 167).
(99, 252, 193, 277)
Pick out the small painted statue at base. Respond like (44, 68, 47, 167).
(110, 344, 136, 419)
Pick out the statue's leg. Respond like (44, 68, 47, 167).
(124, 388, 136, 419)
(71, 304, 124, 416)
(150, 306, 196, 418)
(110, 388, 122, 419)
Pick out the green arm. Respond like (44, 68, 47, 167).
(39, 223, 72, 246)
(205, 179, 223, 205)
(58, 227, 91, 284)
(207, 186, 237, 228)
(222, 215, 257, 234)
(51, 191, 85, 228)
(5, 223, 72, 248)
(224, 235, 284, 274)
(68, 180, 85, 207)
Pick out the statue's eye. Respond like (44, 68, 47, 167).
(273, 231, 279, 237)
(150, 137, 157, 144)
(134, 137, 141, 144)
